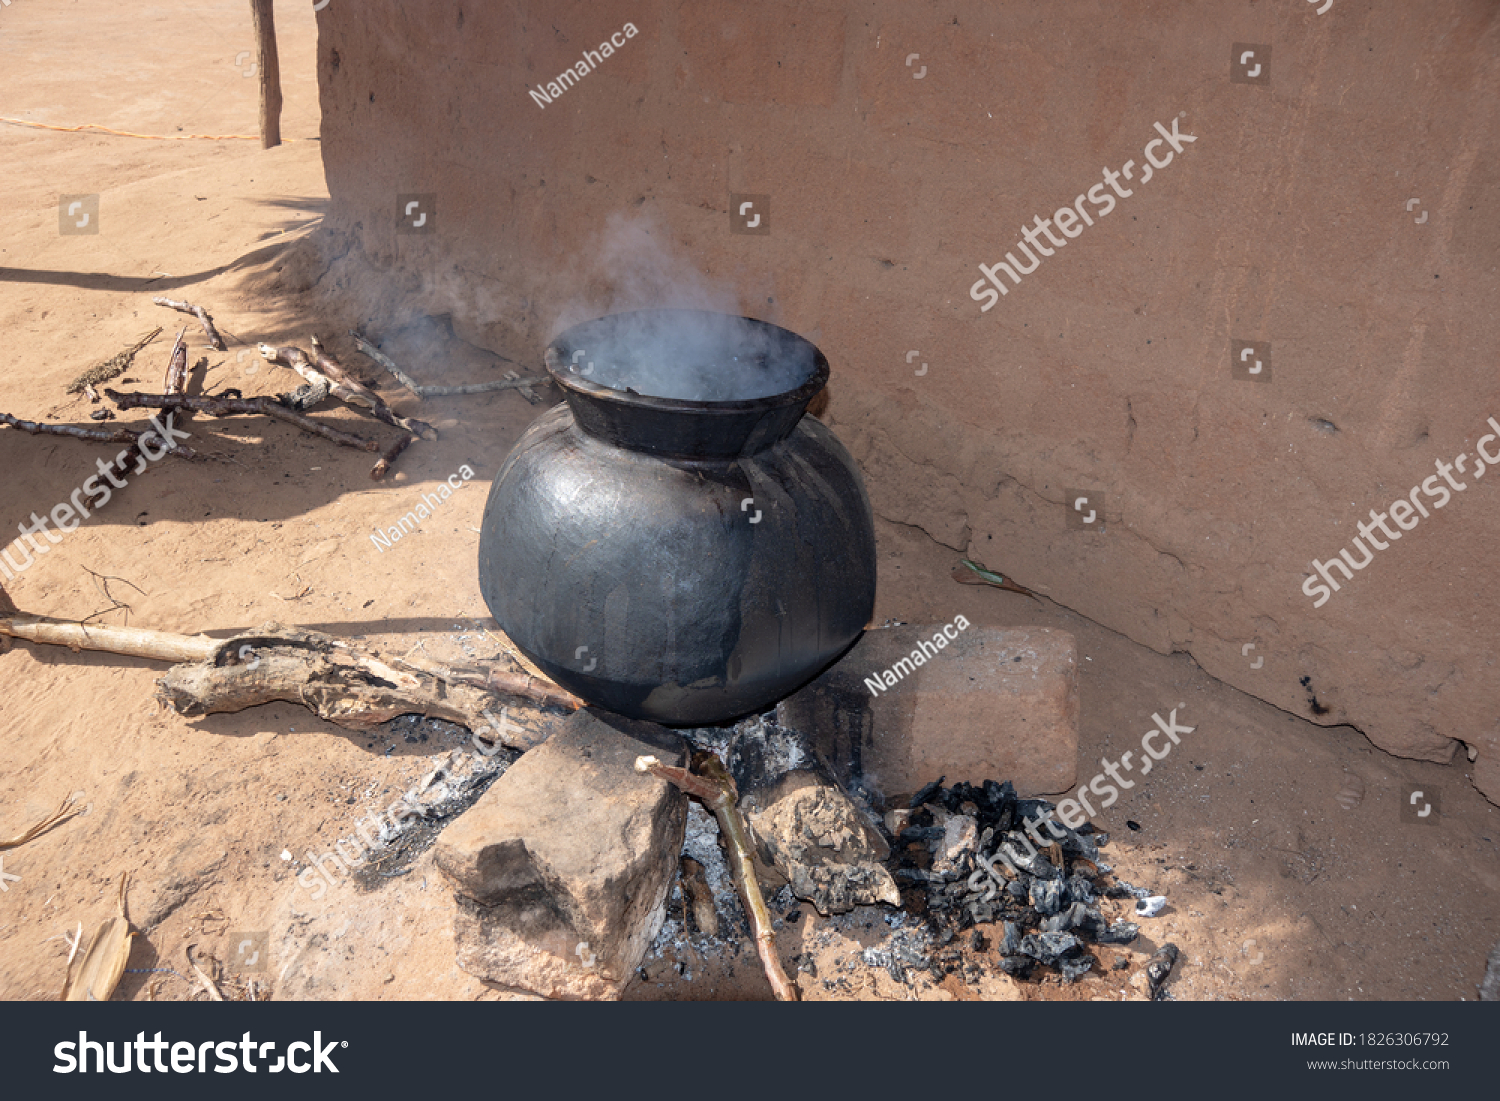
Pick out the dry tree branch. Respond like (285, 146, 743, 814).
(0, 615, 220, 662)
(0, 614, 581, 747)
(348, 330, 548, 398)
(92, 327, 191, 492)
(151, 298, 226, 351)
(348, 330, 424, 400)
(635, 751, 799, 1001)
(105, 388, 378, 453)
(259, 342, 437, 441)
(0, 411, 200, 459)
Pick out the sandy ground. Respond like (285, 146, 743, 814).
(1, 0, 1497, 1003)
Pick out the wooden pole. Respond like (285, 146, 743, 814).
(250, 0, 282, 149)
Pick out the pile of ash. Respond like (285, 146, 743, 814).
(889, 778, 1146, 983)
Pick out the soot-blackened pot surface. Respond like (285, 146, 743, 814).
(477, 310, 876, 726)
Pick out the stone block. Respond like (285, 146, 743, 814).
(778, 623, 1079, 799)
(435, 708, 687, 999)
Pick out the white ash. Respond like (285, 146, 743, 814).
(644, 800, 747, 962)
(682, 801, 733, 902)
(343, 736, 516, 876)
(730, 713, 807, 775)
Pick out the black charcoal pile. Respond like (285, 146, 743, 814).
(889, 778, 1142, 982)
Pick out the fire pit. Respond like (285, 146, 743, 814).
(477, 309, 877, 725)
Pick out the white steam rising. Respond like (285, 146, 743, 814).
(551, 212, 816, 402)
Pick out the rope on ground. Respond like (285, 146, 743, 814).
(0, 117, 259, 141)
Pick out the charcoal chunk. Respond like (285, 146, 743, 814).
(1146, 942, 1179, 999)
(1072, 905, 1108, 940)
(982, 779, 1013, 812)
(1064, 874, 1096, 905)
(899, 826, 946, 842)
(1000, 921, 1024, 955)
(1056, 826, 1099, 862)
(909, 777, 945, 809)
(1014, 798, 1055, 824)
(1000, 955, 1034, 978)
(1097, 921, 1140, 945)
(1030, 878, 1065, 915)
(966, 900, 996, 925)
(1057, 951, 1095, 982)
(1020, 931, 1081, 965)
(1000, 840, 1060, 879)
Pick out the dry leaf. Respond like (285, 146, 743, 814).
(62, 873, 134, 1001)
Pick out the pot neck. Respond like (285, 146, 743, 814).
(560, 387, 814, 460)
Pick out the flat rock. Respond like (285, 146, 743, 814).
(778, 624, 1079, 798)
(434, 708, 687, 999)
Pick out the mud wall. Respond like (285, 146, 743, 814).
(312, 0, 1500, 802)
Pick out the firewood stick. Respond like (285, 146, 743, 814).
(412, 377, 550, 397)
(105, 389, 378, 452)
(349, 331, 424, 399)
(370, 432, 414, 481)
(348, 330, 547, 398)
(311, 336, 438, 440)
(0, 615, 219, 662)
(260, 343, 437, 441)
(384, 650, 583, 712)
(0, 615, 580, 746)
(90, 326, 192, 494)
(151, 298, 226, 351)
(0, 412, 199, 459)
(163, 326, 188, 394)
(634, 752, 800, 1001)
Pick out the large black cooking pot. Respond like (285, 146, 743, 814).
(477, 309, 876, 725)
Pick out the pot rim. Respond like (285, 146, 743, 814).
(543, 308, 829, 414)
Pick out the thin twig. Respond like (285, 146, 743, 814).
(409, 376, 549, 397)
(80, 567, 147, 627)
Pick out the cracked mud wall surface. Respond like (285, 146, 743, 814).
(312, 0, 1500, 802)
